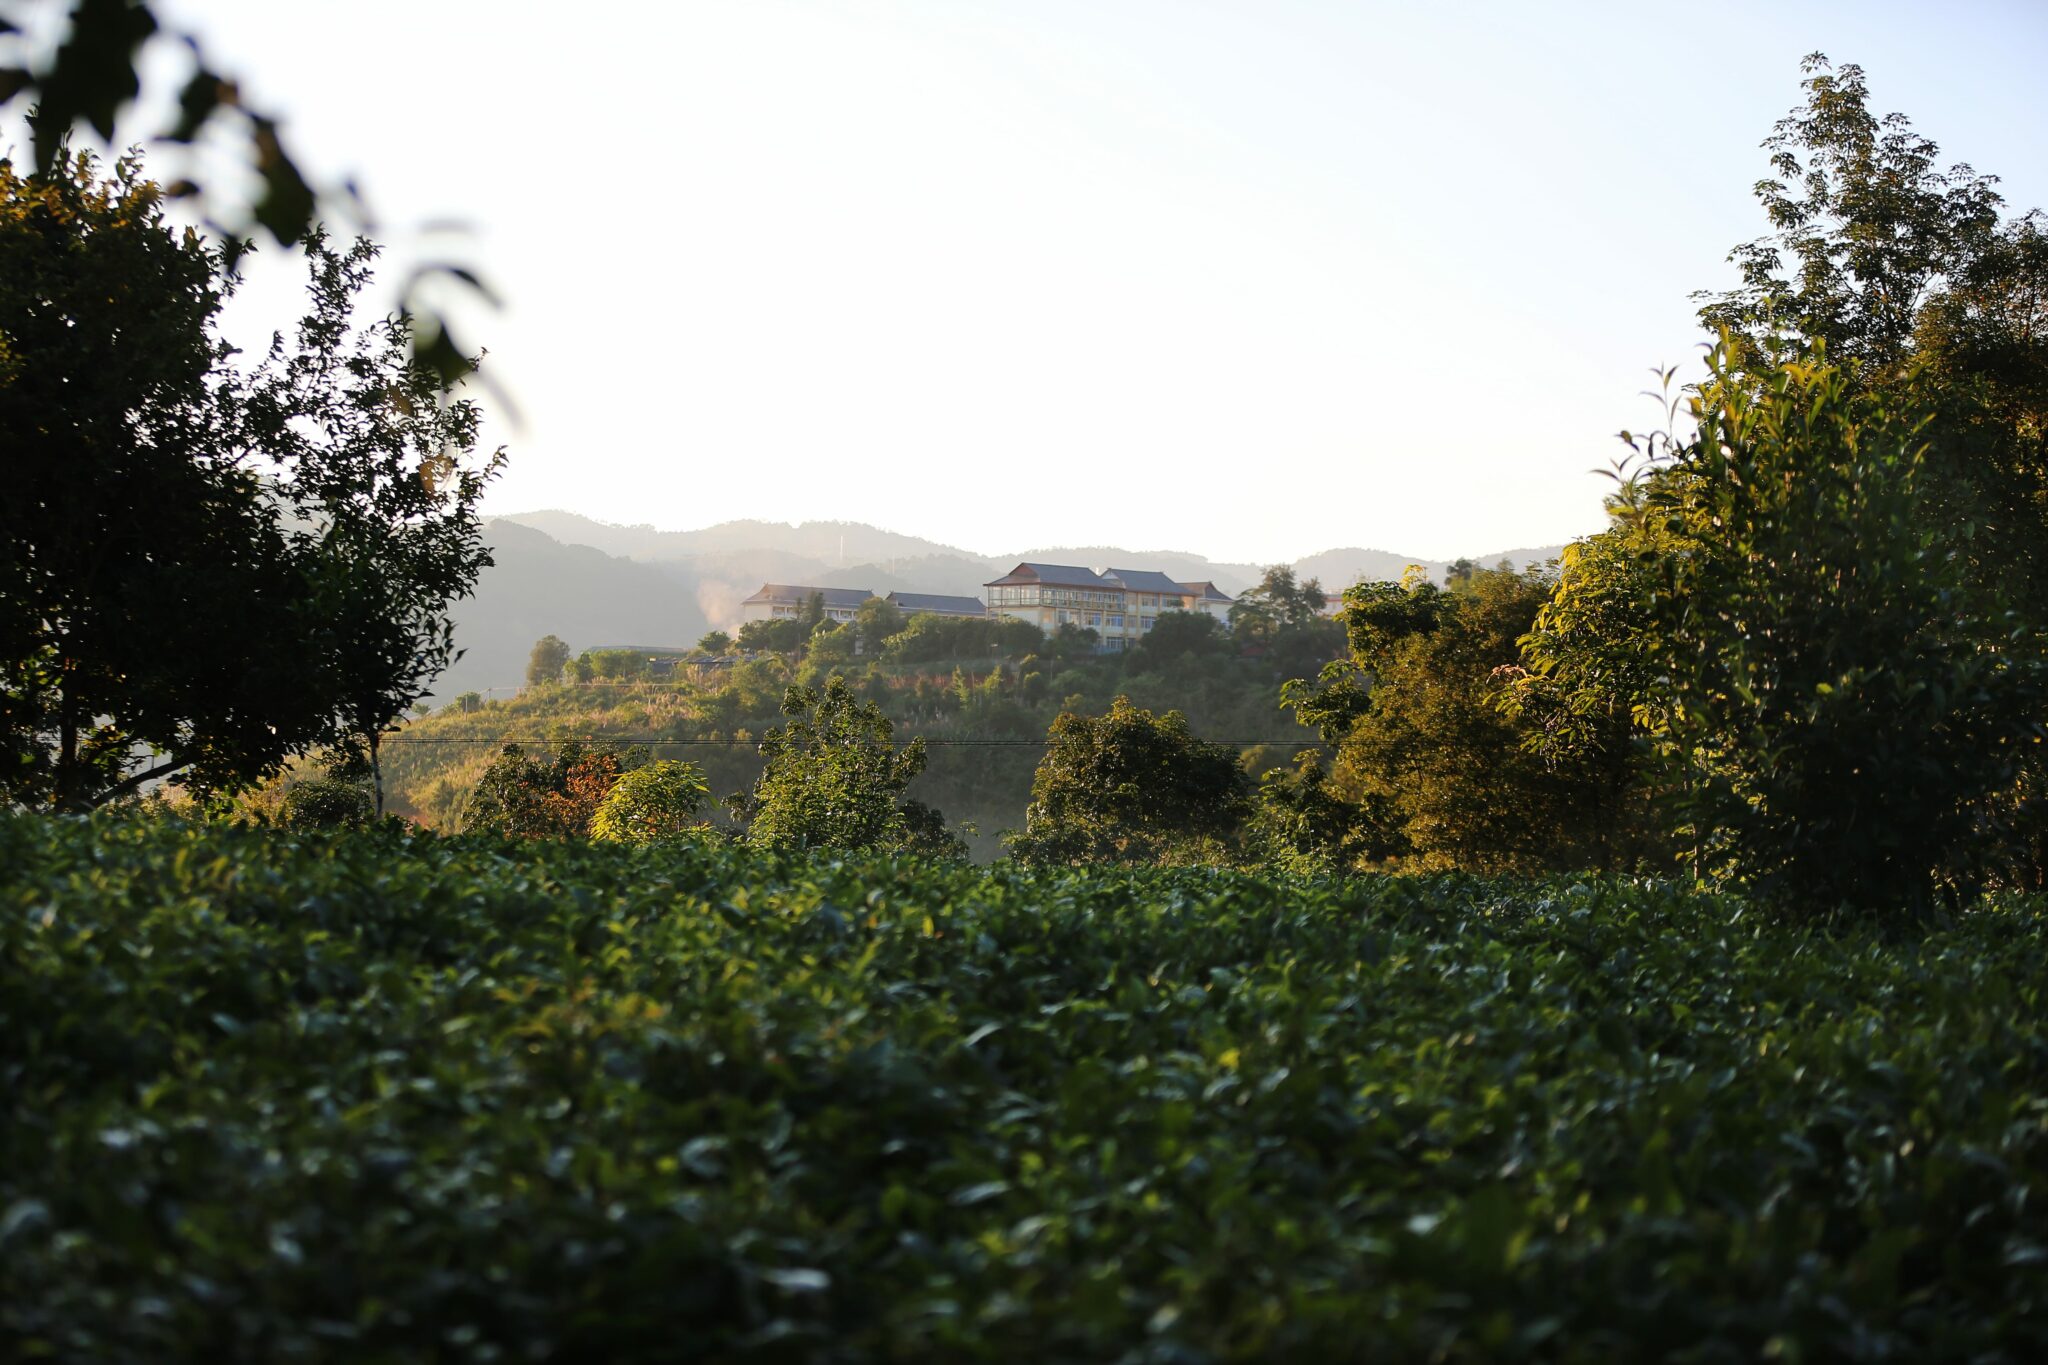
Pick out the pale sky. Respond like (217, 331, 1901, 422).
(21, 1, 2048, 563)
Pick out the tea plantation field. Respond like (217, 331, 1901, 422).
(5, 815, 2047, 1361)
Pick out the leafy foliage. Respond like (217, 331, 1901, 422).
(0, 151, 496, 812)
(1636, 345, 2046, 912)
(742, 676, 933, 854)
(5, 814, 2048, 1359)
(1008, 697, 1249, 866)
(1284, 567, 1618, 873)
(275, 774, 372, 831)
(589, 760, 713, 845)
(526, 635, 571, 687)
(1697, 54, 2004, 370)
(461, 742, 638, 840)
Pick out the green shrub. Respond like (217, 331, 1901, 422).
(589, 760, 712, 845)
(1644, 346, 2048, 912)
(4, 814, 2047, 1359)
(275, 775, 372, 830)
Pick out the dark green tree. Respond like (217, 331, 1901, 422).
(1132, 609, 1228, 664)
(740, 676, 932, 854)
(3, 152, 491, 813)
(854, 596, 905, 655)
(251, 234, 502, 817)
(1007, 697, 1249, 867)
(463, 742, 638, 839)
(1636, 345, 2045, 913)
(1697, 54, 2003, 371)
(736, 617, 807, 655)
(695, 629, 733, 656)
(1284, 567, 1618, 873)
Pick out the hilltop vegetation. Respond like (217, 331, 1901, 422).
(378, 604, 1339, 856)
(8, 815, 2048, 1361)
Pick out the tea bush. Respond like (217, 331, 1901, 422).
(4, 814, 2046, 1360)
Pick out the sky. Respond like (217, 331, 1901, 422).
(19, 1, 2048, 563)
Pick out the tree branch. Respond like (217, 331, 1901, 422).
(91, 756, 191, 808)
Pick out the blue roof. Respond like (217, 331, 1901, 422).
(1101, 567, 1187, 595)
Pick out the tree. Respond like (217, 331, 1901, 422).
(1283, 567, 1617, 873)
(798, 591, 826, 636)
(806, 622, 855, 665)
(579, 649, 649, 683)
(1688, 54, 2048, 894)
(1046, 622, 1100, 662)
(880, 612, 1042, 663)
(1635, 345, 2045, 913)
(740, 676, 932, 854)
(1244, 751, 1393, 875)
(695, 630, 732, 657)
(1, 150, 495, 813)
(1230, 566, 1327, 639)
(1007, 697, 1249, 867)
(1697, 55, 2003, 371)
(854, 597, 904, 655)
(736, 617, 807, 655)
(1229, 565, 1342, 677)
(1132, 609, 1228, 664)
(276, 751, 373, 831)
(527, 635, 571, 686)
(249, 232, 501, 817)
(2, 146, 277, 809)
(590, 760, 713, 845)
(463, 742, 638, 839)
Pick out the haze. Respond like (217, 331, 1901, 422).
(56, 0, 2048, 563)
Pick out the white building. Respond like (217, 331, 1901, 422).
(738, 584, 874, 626)
(982, 562, 1235, 650)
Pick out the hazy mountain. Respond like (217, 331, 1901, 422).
(432, 520, 711, 698)
(501, 511, 970, 567)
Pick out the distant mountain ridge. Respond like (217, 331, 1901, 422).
(429, 511, 1566, 698)
(498, 510, 1565, 601)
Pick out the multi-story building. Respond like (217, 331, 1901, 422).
(738, 584, 874, 626)
(983, 562, 1235, 650)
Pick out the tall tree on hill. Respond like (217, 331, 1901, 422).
(527, 635, 572, 686)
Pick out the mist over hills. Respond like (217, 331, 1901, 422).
(430, 510, 1566, 698)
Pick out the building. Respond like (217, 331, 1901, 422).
(983, 562, 1235, 651)
(1176, 581, 1235, 624)
(885, 591, 985, 618)
(738, 584, 874, 626)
